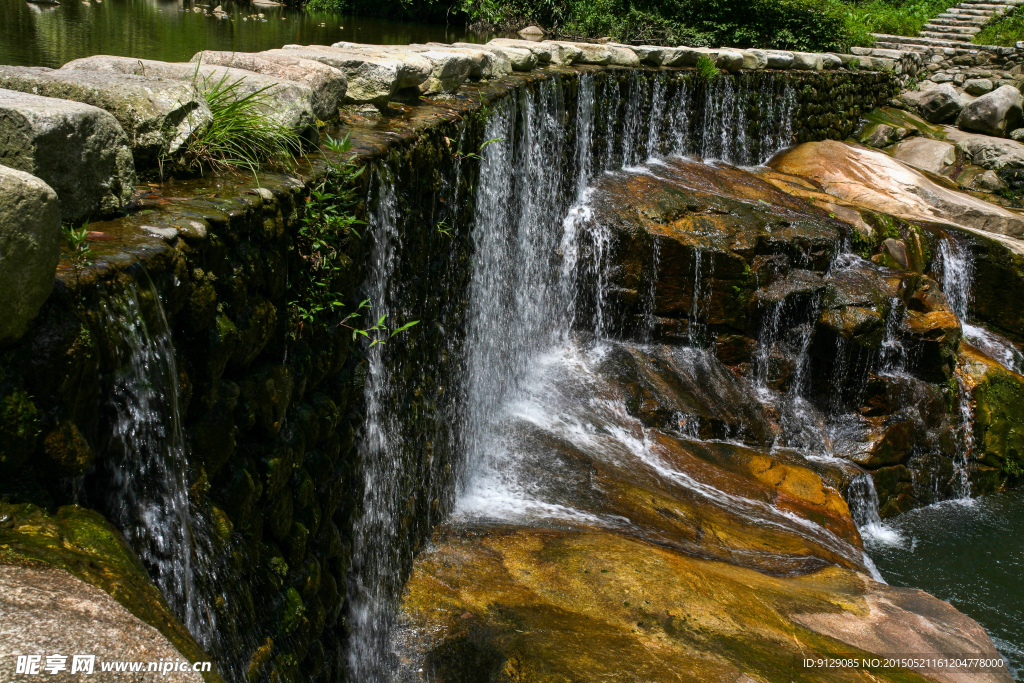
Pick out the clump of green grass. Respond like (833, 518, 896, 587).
(843, 0, 951, 42)
(974, 7, 1024, 45)
(695, 54, 720, 79)
(185, 71, 301, 176)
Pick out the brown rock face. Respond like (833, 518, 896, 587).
(769, 140, 1024, 238)
(399, 525, 1008, 683)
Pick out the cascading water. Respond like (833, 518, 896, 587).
(938, 237, 980, 498)
(92, 274, 216, 647)
(350, 69, 823, 679)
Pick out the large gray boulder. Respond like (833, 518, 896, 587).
(487, 39, 552, 64)
(890, 136, 957, 175)
(0, 165, 60, 343)
(545, 40, 639, 66)
(332, 42, 477, 93)
(271, 46, 431, 106)
(0, 66, 211, 167)
(945, 126, 1024, 170)
(189, 50, 347, 121)
(61, 56, 317, 141)
(451, 42, 536, 72)
(899, 83, 964, 124)
(957, 84, 1024, 137)
(0, 564, 203, 682)
(0, 89, 135, 222)
(421, 43, 512, 79)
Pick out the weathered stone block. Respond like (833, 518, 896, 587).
(0, 65, 211, 167)
(271, 46, 429, 106)
(0, 88, 135, 222)
(61, 56, 318, 141)
(0, 165, 60, 343)
(189, 50, 348, 121)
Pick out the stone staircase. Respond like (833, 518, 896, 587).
(871, 0, 1022, 51)
(922, 0, 1020, 41)
(855, 0, 1024, 89)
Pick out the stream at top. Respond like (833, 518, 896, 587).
(0, 0, 498, 69)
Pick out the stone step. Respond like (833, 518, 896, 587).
(958, 0, 1021, 6)
(875, 42, 937, 53)
(931, 16, 990, 26)
(921, 30, 977, 39)
(870, 32, 1012, 52)
(946, 7, 998, 15)
(923, 23, 982, 33)
(955, 1, 1016, 8)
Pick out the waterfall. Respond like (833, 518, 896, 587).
(937, 237, 978, 498)
(347, 168, 409, 680)
(848, 473, 901, 547)
(350, 70, 807, 679)
(94, 274, 215, 646)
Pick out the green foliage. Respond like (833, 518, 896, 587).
(291, 134, 418, 345)
(185, 70, 302, 177)
(695, 55, 720, 80)
(974, 6, 1024, 46)
(291, 134, 365, 332)
(0, 384, 40, 472)
(61, 222, 91, 271)
(843, 0, 950, 41)
(304, 0, 450, 19)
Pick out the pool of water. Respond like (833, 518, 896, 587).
(0, 0, 497, 69)
(867, 489, 1024, 680)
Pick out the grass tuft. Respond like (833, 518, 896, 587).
(185, 71, 302, 177)
(695, 54, 720, 80)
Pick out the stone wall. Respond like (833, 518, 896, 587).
(0, 62, 897, 682)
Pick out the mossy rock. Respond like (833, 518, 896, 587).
(40, 418, 95, 477)
(961, 345, 1024, 477)
(0, 502, 222, 682)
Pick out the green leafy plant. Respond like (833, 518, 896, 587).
(454, 137, 504, 161)
(185, 71, 302, 177)
(62, 223, 91, 271)
(975, 6, 1024, 46)
(338, 300, 421, 346)
(695, 55, 720, 80)
(290, 134, 418, 345)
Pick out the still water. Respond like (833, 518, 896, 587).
(0, 0, 494, 68)
(868, 489, 1024, 680)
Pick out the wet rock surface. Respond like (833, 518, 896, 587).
(0, 503, 213, 679)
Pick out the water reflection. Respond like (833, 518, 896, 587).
(0, 0, 495, 68)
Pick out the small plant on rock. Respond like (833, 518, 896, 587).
(291, 133, 418, 345)
(62, 223, 92, 272)
(695, 55, 720, 80)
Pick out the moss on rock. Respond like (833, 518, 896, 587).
(0, 502, 221, 681)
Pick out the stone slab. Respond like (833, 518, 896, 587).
(0, 165, 60, 343)
(0, 66, 211, 167)
(0, 88, 135, 222)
